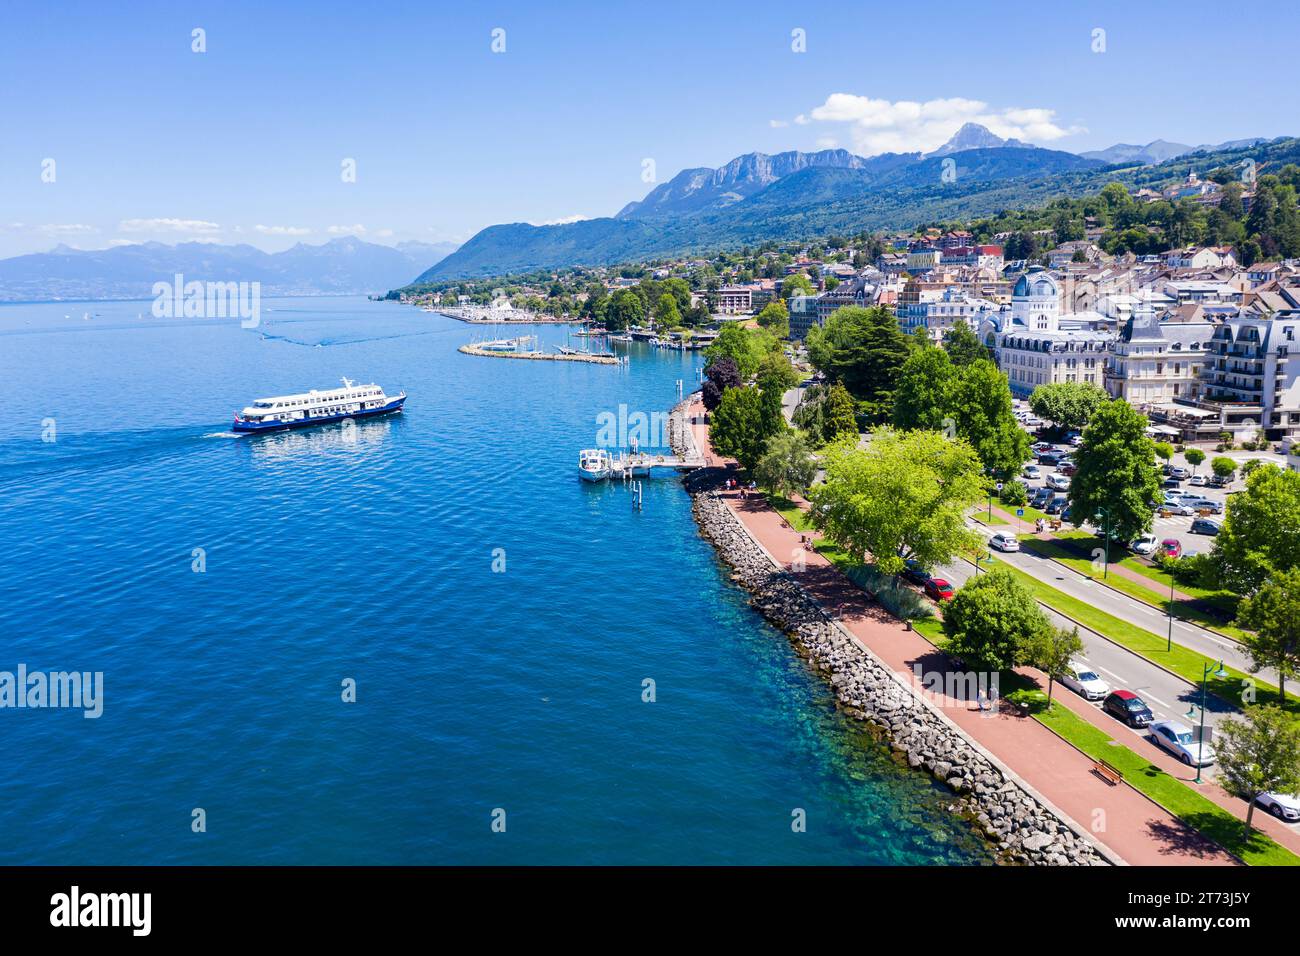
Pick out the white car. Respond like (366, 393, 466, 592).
(1149, 720, 1217, 767)
(1159, 500, 1196, 516)
(1059, 660, 1110, 701)
(1068, 434, 1083, 446)
(1046, 473, 1070, 491)
(1131, 535, 1158, 556)
(1255, 791, 1300, 822)
(989, 532, 1020, 552)
(1023, 464, 1042, 479)
(1188, 474, 1207, 486)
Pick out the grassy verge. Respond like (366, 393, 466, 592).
(1034, 701, 1299, 866)
(1018, 534, 1248, 639)
(984, 556, 1299, 720)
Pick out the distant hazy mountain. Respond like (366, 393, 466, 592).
(0, 236, 457, 302)
(924, 122, 1030, 157)
(419, 144, 1097, 281)
(1079, 136, 1273, 166)
(1079, 140, 1194, 164)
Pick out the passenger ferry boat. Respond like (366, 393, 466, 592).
(577, 448, 612, 481)
(232, 378, 406, 433)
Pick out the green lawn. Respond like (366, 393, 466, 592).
(1018, 534, 1248, 639)
(1035, 702, 1299, 866)
(984, 556, 1299, 721)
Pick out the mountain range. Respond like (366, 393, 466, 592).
(412, 129, 1295, 283)
(0, 237, 456, 302)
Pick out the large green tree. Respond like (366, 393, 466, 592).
(808, 428, 984, 574)
(1211, 464, 1300, 593)
(942, 566, 1052, 671)
(754, 430, 817, 498)
(705, 324, 778, 380)
(805, 306, 911, 422)
(756, 299, 790, 339)
(1068, 399, 1162, 549)
(1028, 381, 1109, 432)
(1029, 625, 1084, 706)
(942, 323, 993, 366)
(1235, 567, 1300, 707)
(1215, 706, 1300, 836)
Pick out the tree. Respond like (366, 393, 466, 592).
(705, 324, 777, 380)
(781, 273, 815, 300)
(942, 567, 1052, 671)
(1235, 567, 1300, 707)
(892, 348, 955, 432)
(755, 300, 790, 339)
(1211, 464, 1300, 593)
(1215, 706, 1300, 836)
(809, 428, 984, 575)
(1154, 442, 1175, 464)
(710, 382, 786, 471)
(604, 288, 645, 331)
(654, 293, 682, 328)
(754, 430, 817, 498)
(948, 360, 1031, 476)
(1029, 625, 1084, 706)
(821, 383, 859, 443)
(805, 306, 911, 422)
(1185, 448, 1206, 473)
(942, 323, 992, 366)
(701, 357, 741, 412)
(1068, 399, 1162, 551)
(1028, 381, 1108, 432)
(1211, 456, 1238, 482)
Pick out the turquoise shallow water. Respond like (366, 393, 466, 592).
(0, 296, 992, 864)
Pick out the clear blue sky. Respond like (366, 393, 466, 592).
(1, 0, 1296, 258)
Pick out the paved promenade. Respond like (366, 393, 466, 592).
(687, 399, 1237, 866)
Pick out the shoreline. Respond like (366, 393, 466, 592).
(666, 400, 1110, 866)
(457, 343, 620, 365)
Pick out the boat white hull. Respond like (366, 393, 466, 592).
(578, 467, 608, 482)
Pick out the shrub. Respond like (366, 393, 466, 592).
(1000, 481, 1028, 506)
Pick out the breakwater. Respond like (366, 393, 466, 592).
(667, 402, 1110, 866)
(457, 344, 620, 365)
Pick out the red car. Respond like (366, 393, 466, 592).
(925, 578, 955, 602)
(1160, 538, 1182, 559)
(1058, 461, 1078, 476)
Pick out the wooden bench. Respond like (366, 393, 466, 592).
(1092, 759, 1123, 786)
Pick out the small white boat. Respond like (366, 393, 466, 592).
(578, 448, 612, 482)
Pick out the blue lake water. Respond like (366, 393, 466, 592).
(0, 296, 992, 864)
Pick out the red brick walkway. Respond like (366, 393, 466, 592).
(689, 399, 1237, 866)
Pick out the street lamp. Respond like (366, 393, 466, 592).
(1166, 573, 1175, 652)
(1184, 659, 1228, 785)
(1093, 506, 1111, 579)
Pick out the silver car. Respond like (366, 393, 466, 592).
(1149, 720, 1216, 767)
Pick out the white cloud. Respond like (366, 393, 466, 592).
(529, 214, 589, 226)
(328, 224, 367, 235)
(119, 217, 221, 234)
(769, 119, 788, 129)
(815, 137, 839, 150)
(254, 224, 311, 236)
(107, 239, 140, 247)
(36, 223, 96, 236)
(797, 94, 1085, 155)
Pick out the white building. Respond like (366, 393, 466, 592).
(979, 268, 1112, 397)
(1104, 307, 1212, 406)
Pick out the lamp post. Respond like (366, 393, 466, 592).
(1094, 506, 1111, 579)
(1185, 659, 1227, 785)
(1166, 573, 1175, 652)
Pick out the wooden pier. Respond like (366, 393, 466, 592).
(607, 451, 705, 477)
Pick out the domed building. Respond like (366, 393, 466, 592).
(977, 266, 1113, 397)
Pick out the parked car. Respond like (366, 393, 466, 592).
(1059, 660, 1110, 701)
(1046, 473, 1071, 491)
(1023, 464, 1042, 480)
(1031, 441, 1054, 453)
(1038, 451, 1064, 466)
(1030, 487, 1052, 507)
(1149, 720, 1216, 767)
(902, 560, 930, 586)
(1208, 475, 1230, 488)
(1160, 539, 1182, 559)
(1045, 496, 1067, 515)
(1255, 792, 1300, 822)
(1190, 518, 1221, 536)
(1068, 433, 1083, 446)
(1169, 465, 1191, 480)
(1163, 476, 1182, 488)
(924, 578, 955, 602)
(1188, 474, 1207, 486)
(1058, 461, 1078, 477)
(1159, 500, 1196, 516)
(1131, 535, 1158, 556)
(989, 532, 1020, 552)
(1187, 498, 1223, 514)
(1103, 690, 1154, 727)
